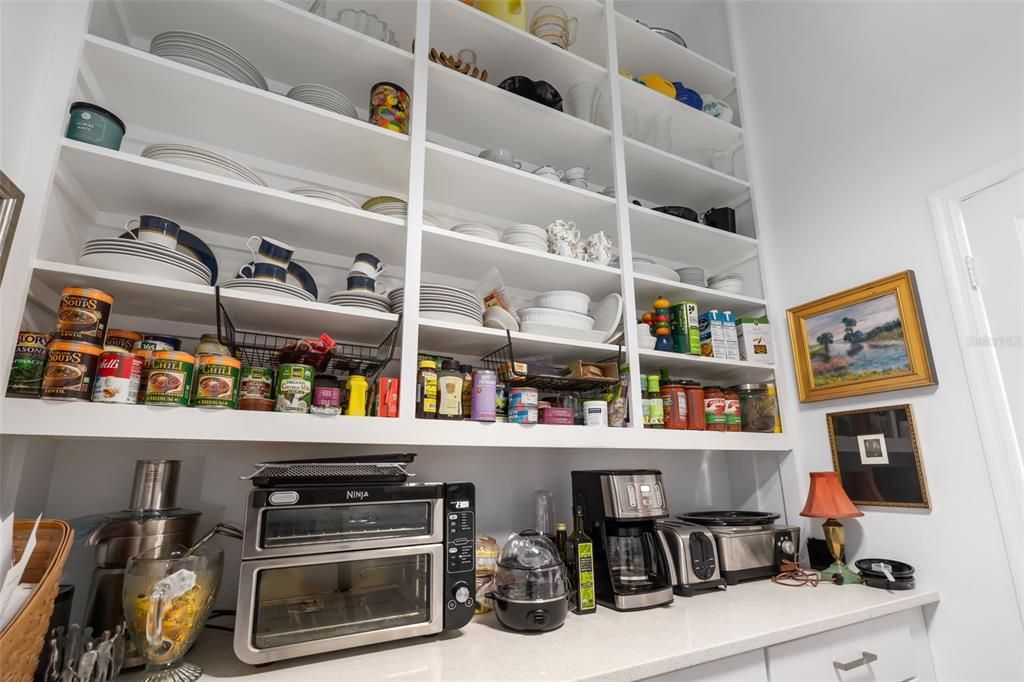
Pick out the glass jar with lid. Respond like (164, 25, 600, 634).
(732, 383, 777, 432)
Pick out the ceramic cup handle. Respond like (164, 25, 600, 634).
(123, 219, 140, 239)
(245, 235, 261, 261)
(513, 160, 522, 169)
(566, 17, 578, 46)
(238, 263, 254, 278)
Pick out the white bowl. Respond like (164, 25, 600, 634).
(634, 262, 680, 281)
(532, 290, 590, 315)
(709, 280, 744, 294)
(518, 307, 595, 330)
(483, 306, 520, 331)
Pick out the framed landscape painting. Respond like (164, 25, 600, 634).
(787, 271, 937, 402)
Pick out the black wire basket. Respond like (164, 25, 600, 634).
(480, 330, 622, 392)
(215, 288, 400, 383)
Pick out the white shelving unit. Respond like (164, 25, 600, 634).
(2, 0, 787, 452)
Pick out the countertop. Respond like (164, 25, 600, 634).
(169, 581, 939, 681)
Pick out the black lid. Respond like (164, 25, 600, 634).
(460, 364, 473, 372)
(69, 101, 126, 133)
(441, 359, 461, 371)
(314, 373, 339, 385)
(350, 368, 365, 376)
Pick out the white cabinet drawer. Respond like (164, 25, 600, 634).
(642, 650, 768, 681)
(767, 610, 921, 682)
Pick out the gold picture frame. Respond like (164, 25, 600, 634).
(786, 270, 937, 402)
(0, 171, 25, 283)
(827, 404, 931, 509)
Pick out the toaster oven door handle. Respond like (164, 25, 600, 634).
(833, 651, 878, 671)
(655, 528, 679, 586)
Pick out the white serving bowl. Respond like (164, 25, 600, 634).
(709, 279, 744, 294)
(483, 306, 520, 331)
(518, 307, 595, 330)
(532, 290, 591, 315)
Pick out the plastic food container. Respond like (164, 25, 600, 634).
(539, 406, 574, 425)
(66, 102, 126, 150)
(583, 400, 607, 426)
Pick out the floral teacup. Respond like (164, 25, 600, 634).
(583, 231, 613, 265)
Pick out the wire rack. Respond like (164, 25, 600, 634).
(480, 330, 623, 392)
(215, 288, 400, 382)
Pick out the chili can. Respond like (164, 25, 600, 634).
(92, 351, 142, 403)
(275, 363, 314, 413)
(145, 351, 195, 406)
(103, 329, 142, 353)
(6, 331, 51, 397)
(41, 341, 103, 401)
(54, 287, 113, 345)
(193, 355, 241, 409)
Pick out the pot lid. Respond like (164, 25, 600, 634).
(677, 510, 780, 526)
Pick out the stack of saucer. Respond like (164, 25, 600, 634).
(500, 223, 547, 252)
(286, 83, 357, 118)
(676, 266, 706, 287)
(707, 272, 744, 293)
(450, 223, 498, 240)
(220, 278, 315, 302)
(390, 285, 484, 325)
(327, 289, 392, 312)
(289, 186, 360, 209)
(150, 31, 267, 90)
(79, 238, 211, 285)
(362, 196, 442, 227)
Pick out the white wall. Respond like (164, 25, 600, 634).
(731, 1, 1024, 679)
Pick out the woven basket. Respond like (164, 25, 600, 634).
(0, 520, 73, 682)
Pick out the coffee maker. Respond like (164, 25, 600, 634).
(571, 470, 675, 611)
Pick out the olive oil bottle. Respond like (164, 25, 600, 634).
(569, 503, 596, 614)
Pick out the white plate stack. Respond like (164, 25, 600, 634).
(392, 285, 484, 326)
(450, 223, 499, 240)
(220, 278, 315, 301)
(285, 83, 358, 118)
(327, 289, 392, 312)
(141, 144, 267, 186)
(150, 31, 268, 90)
(290, 186, 360, 209)
(676, 266, 706, 287)
(79, 239, 211, 285)
(707, 272, 744, 293)
(363, 198, 443, 227)
(500, 224, 547, 252)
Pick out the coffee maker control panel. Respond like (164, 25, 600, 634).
(603, 474, 668, 518)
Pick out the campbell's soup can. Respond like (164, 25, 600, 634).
(41, 341, 103, 401)
(54, 287, 113, 345)
(92, 351, 142, 403)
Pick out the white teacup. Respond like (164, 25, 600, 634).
(563, 165, 589, 180)
(533, 165, 563, 180)
(479, 148, 522, 169)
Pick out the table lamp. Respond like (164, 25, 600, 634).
(800, 471, 864, 583)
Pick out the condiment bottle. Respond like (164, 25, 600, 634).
(416, 359, 438, 419)
(660, 380, 687, 430)
(704, 386, 727, 431)
(683, 381, 705, 430)
(639, 374, 651, 426)
(345, 369, 368, 416)
(646, 374, 664, 428)
(767, 383, 783, 432)
(311, 374, 341, 415)
(724, 387, 742, 432)
(460, 364, 474, 416)
(569, 503, 596, 615)
(437, 359, 464, 420)
(555, 522, 569, 566)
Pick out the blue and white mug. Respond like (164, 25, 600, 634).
(246, 236, 293, 266)
(238, 261, 287, 283)
(350, 252, 384, 277)
(347, 274, 377, 292)
(125, 215, 180, 248)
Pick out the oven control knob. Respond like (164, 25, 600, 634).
(454, 584, 471, 604)
(780, 538, 795, 555)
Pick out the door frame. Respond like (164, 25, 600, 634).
(928, 154, 1024, 624)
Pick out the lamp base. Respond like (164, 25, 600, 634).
(820, 561, 863, 584)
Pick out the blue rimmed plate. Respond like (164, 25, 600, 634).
(121, 227, 218, 285)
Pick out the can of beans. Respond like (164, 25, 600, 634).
(144, 334, 182, 351)
(6, 331, 51, 397)
(54, 287, 113, 345)
(92, 351, 142, 403)
(103, 329, 142, 352)
(275, 363, 314, 413)
(132, 339, 174, 403)
(41, 341, 103, 401)
(145, 351, 195, 406)
(239, 367, 274, 400)
(193, 355, 241, 409)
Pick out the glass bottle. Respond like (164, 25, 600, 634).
(646, 374, 664, 428)
(437, 359, 464, 420)
(569, 503, 596, 614)
(416, 359, 438, 419)
(640, 374, 651, 426)
(460, 364, 474, 417)
(555, 522, 569, 566)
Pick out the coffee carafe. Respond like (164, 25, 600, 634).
(571, 470, 676, 610)
(75, 460, 201, 668)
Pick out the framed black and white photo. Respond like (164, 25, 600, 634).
(827, 404, 930, 509)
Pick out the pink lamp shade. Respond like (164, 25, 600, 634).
(800, 471, 864, 519)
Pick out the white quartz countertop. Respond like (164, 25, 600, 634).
(182, 581, 938, 681)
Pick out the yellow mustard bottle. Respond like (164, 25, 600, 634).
(345, 369, 368, 416)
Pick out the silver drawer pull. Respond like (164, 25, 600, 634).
(833, 651, 878, 671)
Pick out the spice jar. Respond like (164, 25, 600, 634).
(733, 384, 776, 432)
(683, 382, 704, 430)
(311, 374, 341, 415)
(704, 386, 727, 431)
(724, 387, 741, 432)
(195, 333, 231, 357)
(437, 359, 464, 420)
(660, 381, 687, 430)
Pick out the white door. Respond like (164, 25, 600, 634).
(958, 172, 1024, 448)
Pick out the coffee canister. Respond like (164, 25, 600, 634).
(145, 351, 195, 406)
(6, 331, 51, 397)
(584, 400, 608, 427)
(470, 369, 497, 422)
(193, 355, 241, 409)
(369, 82, 410, 134)
(103, 329, 142, 353)
(275, 363, 314, 413)
(55, 287, 113, 346)
(92, 351, 143, 404)
(41, 341, 103, 401)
